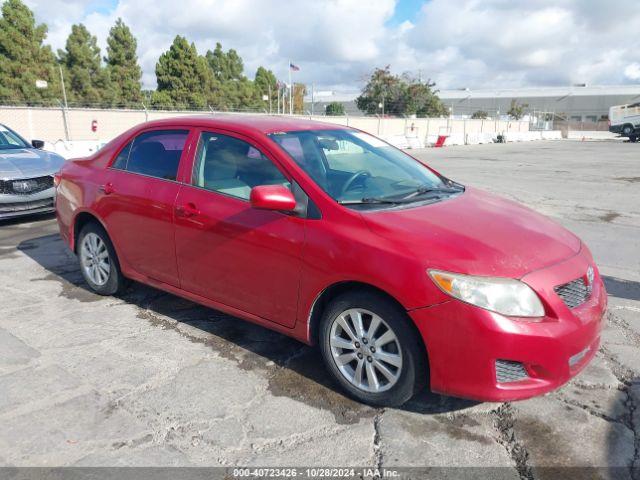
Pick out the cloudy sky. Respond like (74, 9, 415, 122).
(18, 0, 640, 91)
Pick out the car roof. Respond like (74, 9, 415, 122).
(137, 115, 350, 135)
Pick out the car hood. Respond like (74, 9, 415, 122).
(0, 148, 65, 179)
(362, 187, 581, 278)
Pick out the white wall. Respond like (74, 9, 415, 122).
(0, 106, 528, 141)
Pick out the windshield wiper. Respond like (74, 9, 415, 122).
(338, 183, 464, 206)
(338, 197, 402, 205)
(397, 184, 463, 201)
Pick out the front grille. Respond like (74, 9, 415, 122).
(496, 360, 528, 383)
(0, 176, 54, 195)
(0, 198, 53, 214)
(554, 278, 589, 309)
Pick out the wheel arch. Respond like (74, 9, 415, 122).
(307, 281, 423, 348)
(71, 210, 109, 254)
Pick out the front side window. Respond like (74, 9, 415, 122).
(270, 129, 459, 206)
(112, 129, 189, 181)
(193, 132, 289, 200)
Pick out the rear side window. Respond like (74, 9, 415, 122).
(112, 129, 189, 181)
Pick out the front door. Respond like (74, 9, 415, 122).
(174, 130, 305, 328)
(99, 129, 191, 286)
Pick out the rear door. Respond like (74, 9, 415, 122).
(99, 128, 192, 286)
(173, 129, 306, 327)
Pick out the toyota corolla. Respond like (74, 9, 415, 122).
(55, 116, 606, 406)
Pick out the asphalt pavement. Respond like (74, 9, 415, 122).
(0, 140, 638, 478)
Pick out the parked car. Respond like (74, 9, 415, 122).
(0, 123, 65, 220)
(55, 116, 606, 406)
(609, 102, 640, 142)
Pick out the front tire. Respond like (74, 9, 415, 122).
(77, 222, 125, 295)
(319, 290, 427, 407)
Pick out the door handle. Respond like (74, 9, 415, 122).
(176, 203, 200, 218)
(99, 182, 114, 195)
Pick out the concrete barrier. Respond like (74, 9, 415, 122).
(382, 135, 410, 149)
(406, 136, 424, 149)
(44, 140, 106, 159)
(541, 131, 563, 140)
(465, 133, 496, 145)
(566, 130, 619, 140)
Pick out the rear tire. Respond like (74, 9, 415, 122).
(319, 289, 427, 407)
(77, 222, 126, 296)
(622, 125, 634, 136)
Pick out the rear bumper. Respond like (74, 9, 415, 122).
(411, 249, 607, 402)
(0, 189, 55, 219)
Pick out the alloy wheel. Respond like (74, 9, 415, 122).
(329, 308, 403, 393)
(80, 232, 111, 286)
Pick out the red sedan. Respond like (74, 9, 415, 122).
(55, 116, 606, 406)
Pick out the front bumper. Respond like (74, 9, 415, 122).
(411, 248, 607, 402)
(0, 188, 56, 219)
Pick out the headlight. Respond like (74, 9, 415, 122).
(428, 269, 545, 318)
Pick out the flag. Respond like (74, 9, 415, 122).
(289, 62, 300, 72)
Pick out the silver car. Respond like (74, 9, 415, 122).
(0, 124, 65, 220)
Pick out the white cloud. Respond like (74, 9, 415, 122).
(625, 63, 640, 81)
(14, 0, 640, 90)
(405, 0, 640, 88)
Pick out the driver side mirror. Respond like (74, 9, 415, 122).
(31, 139, 45, 149)
(250, 185, 297, 212)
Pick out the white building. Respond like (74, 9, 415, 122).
(305, 85, 640, 121)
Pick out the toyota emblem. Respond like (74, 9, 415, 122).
(12, 179, 38, 193)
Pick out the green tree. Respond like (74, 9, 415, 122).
(403, 75, 446, 117)
(0, 0, 60, 104)
(206, 42, 244, 82)
(325, 101, 345, 116)
(105, 18, 142, 107)
(507, 100, 528, 120)
(356, 66, 445, 117)
(471, 110, 488, 119)
(254, 66, 277, 110)
(154, 35, 219, 109)
(204, 42, 260, 110)
(356, 66, 404, 115)
(58, 24, 113, 105)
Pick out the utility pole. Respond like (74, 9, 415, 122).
(59, 65, 68, 109)
(288, 60, 292, 115)
(59, 65, 70, 141)
(268, 84, 272, 114)
(311, 83, 314, 116)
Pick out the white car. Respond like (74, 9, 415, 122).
(0, 124, 65, 220)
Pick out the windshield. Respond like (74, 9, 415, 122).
(269, 129, 459, 206)
(0, 125, 30, 150)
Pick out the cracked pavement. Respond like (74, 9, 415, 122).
(0, 140, 638, 478)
